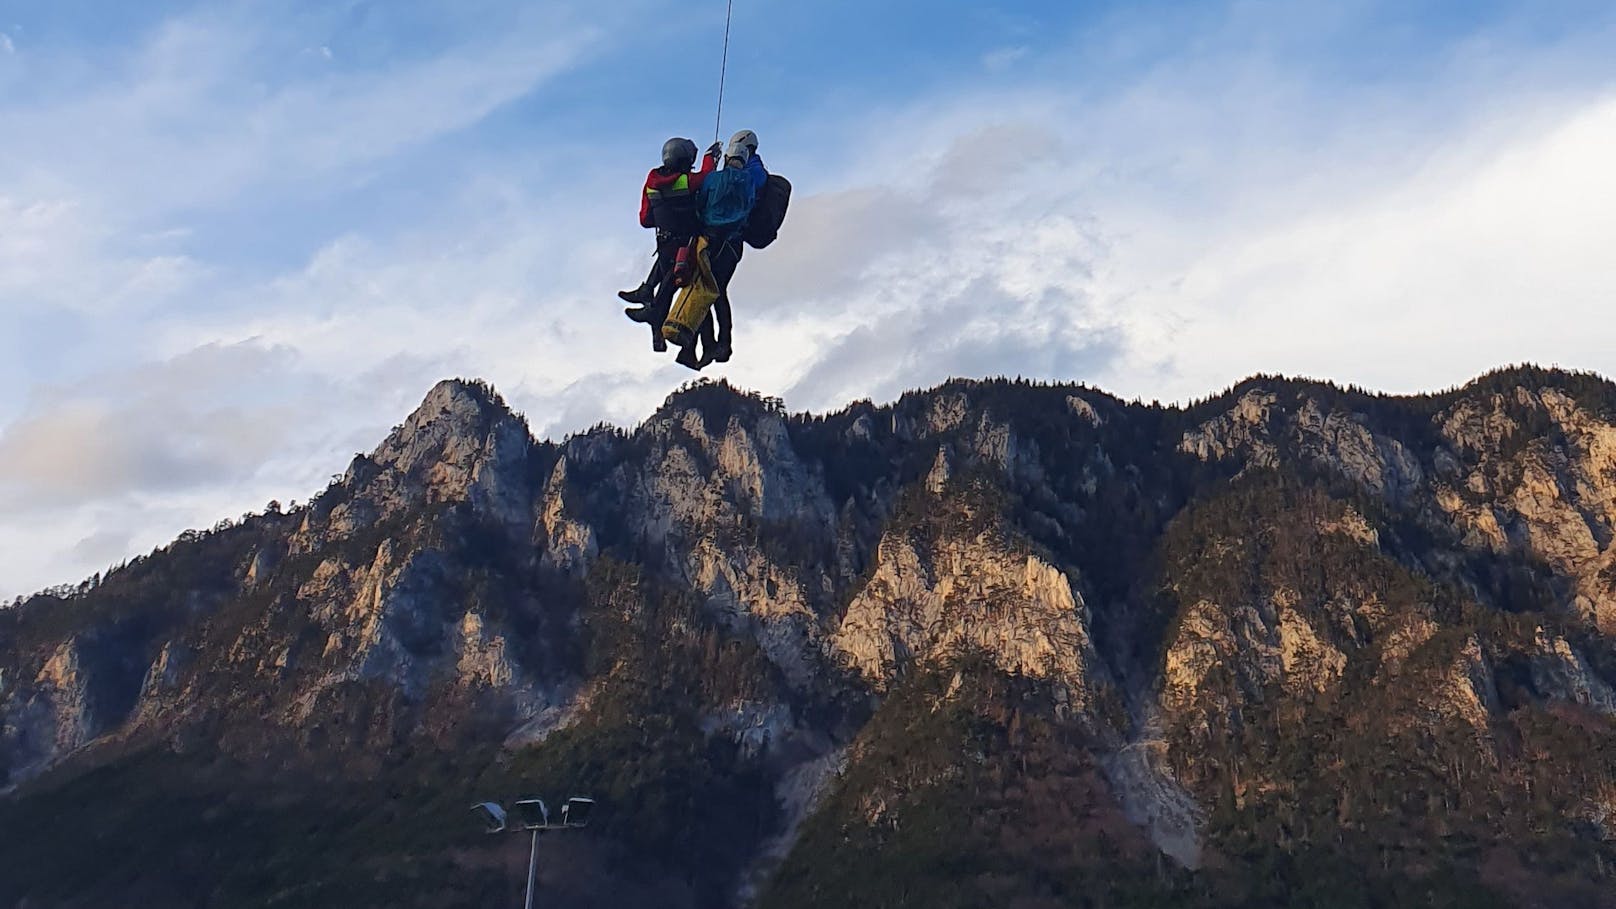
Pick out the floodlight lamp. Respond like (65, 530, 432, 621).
(561, 797, 595, 828)
(472, 802, 507, 834)
(513, 798, 549, 831)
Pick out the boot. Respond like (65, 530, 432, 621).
(710, 336, 733, 363)
(674, 344, 703, 371)
(618, 284, 655, 306)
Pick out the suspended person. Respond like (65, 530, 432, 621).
(619, 138, 723, 351)
(662, 130, 761, 368)
(709, 130, 771, 362)
(669, 128, 769, 368)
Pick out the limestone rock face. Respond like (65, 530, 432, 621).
(1181, 390, 1423, 498)
(455, 611, 517, 690)
(368, 380, 535, 526)
(1180, 380, 1616, 636)
(302, 540, 452, 700)
(1180, 390, 1281, 467)
(288, 379, 540, 561)
(5, 370, 1616, 906)
(1531, 628, 1616, 717)
(537, 458, 598, 574)
(133, 640, 191, 723)
(16, 642, 96, 777)
(1431, 388, 1616, 633)
(831, 513, 1104, 715)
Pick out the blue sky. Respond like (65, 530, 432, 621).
(2, 0, 1615, 597)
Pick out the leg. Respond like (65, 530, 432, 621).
(674, 335, 704, 370)
(696, 312, 719, 365)
(625, 237, 683, 351)
(712, 296, 732, 361)
(617, 260, 657, 305)
(619, 234, 677, 307)
(706, 237, 743, 361)
(646, 272, 680, 353)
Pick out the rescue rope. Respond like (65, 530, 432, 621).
(714, 0, 733, 145)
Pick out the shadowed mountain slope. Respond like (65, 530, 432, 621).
(2, 367, 1615, 908)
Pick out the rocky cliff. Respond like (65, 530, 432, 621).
(2, 368, 1614, 908)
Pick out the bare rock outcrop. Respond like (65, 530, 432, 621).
(831, 517, 1104, 714)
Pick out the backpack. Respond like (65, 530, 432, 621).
(700, 166, 756, 235)
(663, 237, 720, 349)
(743, 174, 791, 249)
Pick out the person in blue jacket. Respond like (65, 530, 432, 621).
(699, 129, 767, 365)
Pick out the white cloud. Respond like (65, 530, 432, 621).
(0, 194, 206, 316)
(5, 2, 1616, 599)
(1097, 93, 1616, 399)
(0, 4, 614, 595)
(0, 7, 602, 219)
(0, 343, 323, 511)
(982, 45, 1029, 71)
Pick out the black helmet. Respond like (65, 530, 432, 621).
(662, 137, 698, 170)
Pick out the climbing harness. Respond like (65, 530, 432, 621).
(714, 0, 734, 145)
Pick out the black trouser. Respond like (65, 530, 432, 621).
(703, 233, 743, 347)
(643, 232, 690, 334)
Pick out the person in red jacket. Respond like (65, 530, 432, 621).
(620, 137, 720, 351)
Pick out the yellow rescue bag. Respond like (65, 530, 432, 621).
(662, 237, 719, 347)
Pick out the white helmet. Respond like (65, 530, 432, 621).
(726, 129, 758, 163)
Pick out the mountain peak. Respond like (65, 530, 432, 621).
(334, 378, 537, 526)
(650, 378, 788, 436)
(377, 378, 524, 460)
(416, 377, 511, 423)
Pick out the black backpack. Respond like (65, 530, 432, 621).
(743, 174, 791, 249)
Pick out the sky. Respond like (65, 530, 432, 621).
(2, 0, 1615, 598)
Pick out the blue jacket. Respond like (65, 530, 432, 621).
(743, 154, 768, 193)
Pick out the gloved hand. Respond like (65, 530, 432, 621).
(706, 141, 723, 160)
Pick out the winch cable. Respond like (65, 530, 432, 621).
(713, 0, 734, 146)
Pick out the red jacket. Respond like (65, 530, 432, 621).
(639, 151, 719, 228)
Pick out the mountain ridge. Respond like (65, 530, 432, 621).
(2, 365, 1615, 908)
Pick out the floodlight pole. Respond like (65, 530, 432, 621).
(475, 794, 591, 908)
(524, 828, 541, 909)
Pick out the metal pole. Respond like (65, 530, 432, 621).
(524, 829, 540, 909)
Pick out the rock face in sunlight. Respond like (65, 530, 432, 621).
(3, 368, 1616, 908)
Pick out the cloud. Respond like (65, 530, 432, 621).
(982, 46, 1029, 72)
(1139, 94, 1616, 395)
(0, 194, 206, 316)
(0, 3, 618, 595)
(0, 6, 603, 224)
(5, 0, 1616, 599)
(0, 343, 319, 510)
(72, 530, 133, 567)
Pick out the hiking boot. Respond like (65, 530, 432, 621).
(710, 338, 733, 363)
(623, 305, 653, 323)
(674, 345, 703, 371)
(651, 329, 667, 353)
(618, 285, 655, 306)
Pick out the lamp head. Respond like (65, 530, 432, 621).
(560, 797, 595, 829)
(471, 802, 507, 834)
(513, 798, 549, 831)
